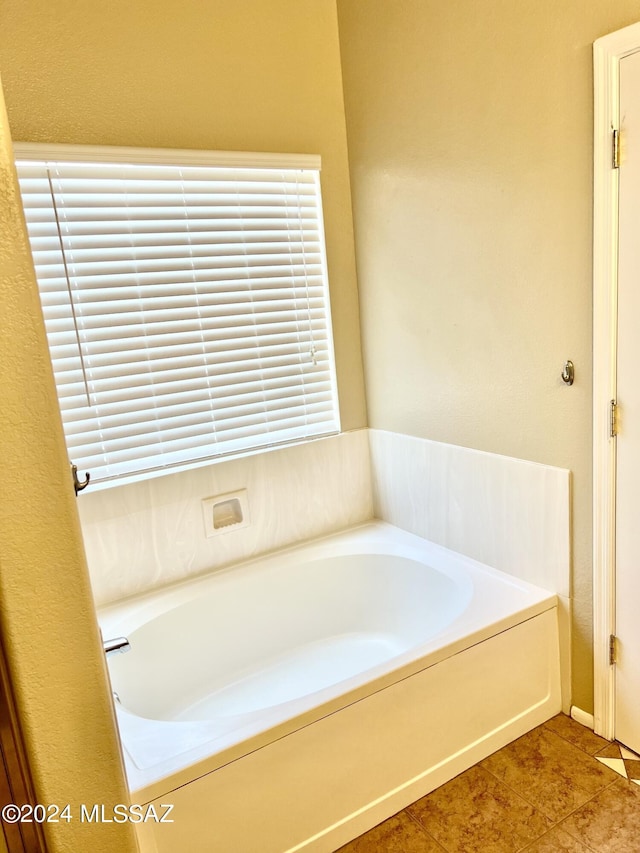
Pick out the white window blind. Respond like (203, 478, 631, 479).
(15, 145, 340, 486)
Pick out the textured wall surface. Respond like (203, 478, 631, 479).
(337, 0, 640, 713)
(0, 79, 137, 852)
(0, 0, 367, 435)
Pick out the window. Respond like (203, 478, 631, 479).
(15, 144, 340, 486)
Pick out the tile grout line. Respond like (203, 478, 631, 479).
(542, 723, 640, 768)
(479, 731, 621, 828)
(479, 760, 616, 828)
(515, 822, 600, 853)
(407, 765, 556, 853)
(540, 721, 609, 759)
(363, 721, 624, 853)
(477, 762, 562, 834)
(404, 806, 458, 853)
(492, 732, 628, 853)
(402, 808, 448, 852)
(407, 771, 618, 853)
(552, 777, 624, 852)
(476, 769, 620, 850)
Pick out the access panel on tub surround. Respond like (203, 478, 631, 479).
(77, 430, 373, 606)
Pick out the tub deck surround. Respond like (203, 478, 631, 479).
(100, 520, 561, 853)
(78, 429, 373, 606)
(367, 428, 572, 711)
(368, 429, 571, 596)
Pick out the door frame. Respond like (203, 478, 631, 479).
(0, 631, 46, 852)
(593, 21, 640, 740)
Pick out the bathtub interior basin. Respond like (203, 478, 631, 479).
(99, 521, 558, 792)
(108, 552, 472, 724)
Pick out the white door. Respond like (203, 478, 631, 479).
(615, 47, 640, 754)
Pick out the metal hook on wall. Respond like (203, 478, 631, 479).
(71, 462, 91, 495)
(561, 360, 575, 386)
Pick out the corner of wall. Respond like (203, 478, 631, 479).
(0, 75, 137, 853)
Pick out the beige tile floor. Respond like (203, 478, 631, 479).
(336, 714, 640, 853)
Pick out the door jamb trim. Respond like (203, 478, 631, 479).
(593, 22, 640, 740)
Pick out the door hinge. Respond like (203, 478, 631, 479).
(613, 128, 620, 169)
(609, 634, 617, 666)
(610, 399, 618, 437)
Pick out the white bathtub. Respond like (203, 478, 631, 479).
(100, 521, 561, 853)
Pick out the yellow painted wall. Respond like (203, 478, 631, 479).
(337, 0, 640, 712)
(0, 77, 137, 852)
(0, 0, 367, 432)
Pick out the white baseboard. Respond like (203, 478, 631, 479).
(570, 706, 595, 730)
